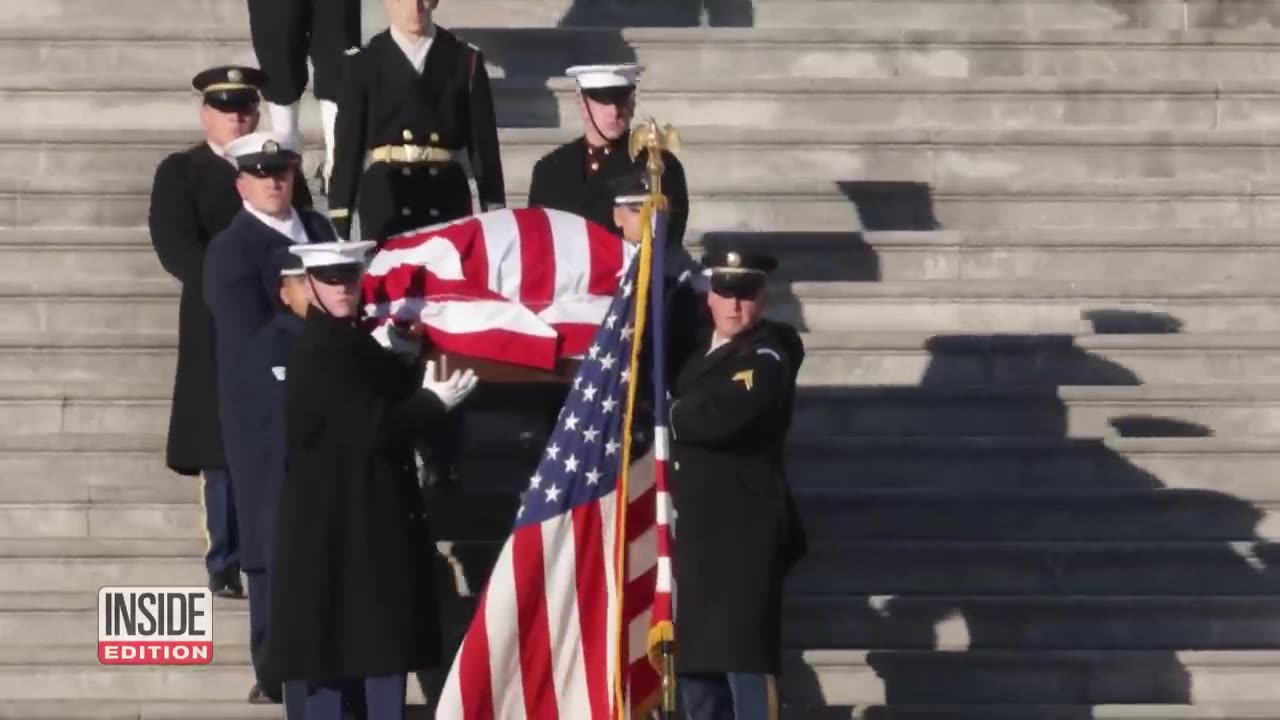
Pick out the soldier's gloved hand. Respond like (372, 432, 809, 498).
(421, 360, 478, 410)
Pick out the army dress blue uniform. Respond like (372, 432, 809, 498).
(149, 65, 313, 597)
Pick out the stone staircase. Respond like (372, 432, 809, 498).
(3, 0, 1280, 717)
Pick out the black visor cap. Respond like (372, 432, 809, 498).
(582, 86, 634, 105)
(709, 273, 766, 300)
(307, 263, 364, 285)
(239, 156, 299, 178)
(204, 89, 260, 114)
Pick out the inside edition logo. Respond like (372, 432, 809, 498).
(98, 587, 213, 665)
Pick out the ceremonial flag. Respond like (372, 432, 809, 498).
(436, 203, 677, 719)
(362, 208, 630, 370)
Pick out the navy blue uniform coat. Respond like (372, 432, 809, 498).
(223, 311, 304, 573)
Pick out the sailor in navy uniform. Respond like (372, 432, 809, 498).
(246, 0, 360, 185)
(220, 248, 311, 707)
(667, 250, 807, 720)
(267, 240, 478, 720)
(527, 63, 688, 247)
(202, 130, 338, 601)
(149, 66, 313, 599)
(327, 0, 505, 242)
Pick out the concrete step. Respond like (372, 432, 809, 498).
(788, 649, 1280, 708)
(24, 128, 1280, 194)
(792, 704, 1280, 720)
(793, 487, 1280, 541)
(0, 701, 280, 720)
(13, 31, 1280, 85)
(794, 541, 1280, 595)
(6, 0, 1279, 34)
(5, 78, 1280, 132)
(0, 381, 1275, 438)
(14, 177, 1280, 232)
(787, 595, 1280, 651)
(791, 383, 1280, 437)
(11, 327, 1280, 385)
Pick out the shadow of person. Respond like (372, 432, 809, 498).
(780, 331, 1278, 716)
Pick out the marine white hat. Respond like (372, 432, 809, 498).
(566, 63, 644, 90)
(288, 240, 377, 270)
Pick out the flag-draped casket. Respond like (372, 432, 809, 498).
(362, 207, 634, 380)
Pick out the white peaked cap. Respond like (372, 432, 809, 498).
(566, 64, 644, 90)
(288, 240, 377, 269)
(225, 130, 299, 161)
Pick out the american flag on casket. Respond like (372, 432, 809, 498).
(362, 207, 636, 370)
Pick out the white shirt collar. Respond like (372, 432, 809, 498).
(390, 24, 435, 74)
(243, 202, 309, 245)
(207, 140, 237, 167)
(707, 333, 731, 355)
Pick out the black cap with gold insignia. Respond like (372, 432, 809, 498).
(191, 65, 266, 113)
(700, 249, 777, 298)
(609, 165, 651, 207)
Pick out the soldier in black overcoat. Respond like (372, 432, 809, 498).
(667, 250, 808, 720)
(527, 63, 689, 247)
(246, 0, 360, 185)
(268, 239, 479, 719)
(327, 0, 505, 242)
(148, 65, 312, 598)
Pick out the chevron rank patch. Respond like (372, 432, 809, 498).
(732, 369, 754, 391)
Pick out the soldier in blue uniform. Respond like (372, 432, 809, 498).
(220, 248, 310, 706)
(149, 65, 313, 598)
(668, 250, 807, 720)
(202, 130, 338, 606)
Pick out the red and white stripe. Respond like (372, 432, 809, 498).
(362, 208, 627, 370)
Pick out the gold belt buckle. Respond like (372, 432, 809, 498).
(401, 144, 420, 163)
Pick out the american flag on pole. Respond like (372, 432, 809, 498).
(361, 208, 630, 370)
(436, 207, 676, 719)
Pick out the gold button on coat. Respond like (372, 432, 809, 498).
(401, 167, 412, 176)
(401, 207, 412, 216)
(429, 208, 440, 217)
(429, 167, 439, 177)
(429, 132, 440, 142)
(402, 129, 414, 141)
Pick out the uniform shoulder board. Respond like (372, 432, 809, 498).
(272, 366, 286, 381)
(756, 347, 783, 362)
(344, 46, 362, 56)
(466, 41, 482, 54)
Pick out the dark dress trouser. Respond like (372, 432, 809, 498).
(200, 468, 238, 576)
(681, 673, 779, 720)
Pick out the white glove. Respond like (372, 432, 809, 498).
(421, 360, 478, 410)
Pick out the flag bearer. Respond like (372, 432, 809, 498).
(667, 250, 808, 720)
(266, 239, 478, 719)
(528, 63, 689, 247)
(247, 0, 361, 187)
(327, 0, 506, 243)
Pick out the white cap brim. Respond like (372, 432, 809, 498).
(288, 240, 376, 269)
(226, 130, 299, 161)
(566, 63, 644, 90)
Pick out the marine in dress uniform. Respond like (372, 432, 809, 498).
(327, 0, 505, 242)
(527, 63, 689, 247)
(148, 65, 313, 598)
(267, 239, 478, 720)
(246, 0, 360, 183)
(667, 250, 808, 720)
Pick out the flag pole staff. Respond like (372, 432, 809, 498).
(630, 117, 681, 720)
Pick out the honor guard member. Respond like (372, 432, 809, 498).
(527, 63, 689, 247)
(267, 240, 478, 720)
(220, 249, 311, 707)
(149, 65, 313, 599)
(247, 0, 360, 185)
(667, 250, 808, 720)
(327, 0, 506, 243)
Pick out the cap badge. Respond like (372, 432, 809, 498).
(227, 68, 243, 83)
(726, 252, 741, 268)
(262, 139, 280, 154)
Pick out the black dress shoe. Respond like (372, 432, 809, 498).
(248, 682, 283, 704)
(209, 570, 245, 599)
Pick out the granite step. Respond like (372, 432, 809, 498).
(787, 649, 1280, 707)
(8, 328, 1280, 385)
(4, 0, 1277, 35)
(5, 78, 1280, 133)
(12, 177, 1280, 233)
(12, 30, 1280, 85)
(23, 128, 1280, 195)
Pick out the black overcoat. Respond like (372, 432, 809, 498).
(147, 143, 312, 474)
(526, 133, 689, 247)
(222, 311, 303, 574)
(266, 310, 446, 682)
(667, 319, 808, 675)
(328, 27, 505, 241)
